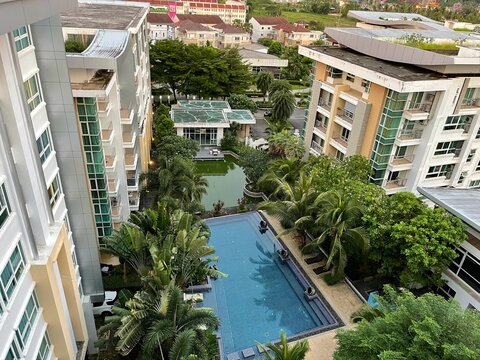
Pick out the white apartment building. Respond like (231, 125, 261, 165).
(60, 1, 153, 241)
(249, 16, 289, 42)
(0, 0, 93, 358)
(301, 11, 480, 195)
(419, 187, 480, 310)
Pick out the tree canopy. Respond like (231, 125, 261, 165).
(228, 94, 258, 113)
(334, 286, 480, 360)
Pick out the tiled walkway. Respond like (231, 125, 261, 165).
(262, 213, 363, 360)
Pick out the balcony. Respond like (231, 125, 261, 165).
(384, 178, 407, 192)
(108, 178, 118, 194)
(101, 128, 114, 145)
(335, 109, 354, 129)
(104, 154, 116, 171)
(121, 107, 134, 125)
(125, 153, 138, 170)
(127, 175, 139, 190)
(318, 98, 332, 114)
(314, 120, 327, 134)
(110, 202, 122, 220)
(460, 97, 480, 112)
(398, 129, 423, 141)
(310, 140, 323, 155)
(331, 136, 348, 151)
(123, 129, 137, 148)
(97, 99, 111, 113)
(129, 193, 140, 211)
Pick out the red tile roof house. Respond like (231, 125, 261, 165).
(212, 23, 250, 48)
(248, 16, 289, 42)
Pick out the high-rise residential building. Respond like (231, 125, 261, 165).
(60, 1, 153, 242)
(301, 11, 480, 194)
(418, 187, 479, 310)
(0, 0, 93, 358)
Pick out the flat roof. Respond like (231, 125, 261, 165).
(239, 48, 285, 60)
(176, 100, 231, 110)
(305, 46, 446, 81)
(61, 2, 147, 31)
(172, 109, 228, 124)
(70, 70, 114, 90)
(226, 110, 256, 124)
(418, 187, 480, 233)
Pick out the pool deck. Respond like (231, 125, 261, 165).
(195, 148, 225, 160)
(262, 212, 363, 360)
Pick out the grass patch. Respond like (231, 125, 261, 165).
(395, 41, 459, 51)
(291, 84, 308, 90)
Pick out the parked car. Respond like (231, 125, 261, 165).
(264, 110, 272, 117)
(92, 291, 117, 317)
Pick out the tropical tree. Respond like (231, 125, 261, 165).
(258, 331, 310, 360)
(257, 71, 274, 101)
(140, 156, 207, 209)
(265, 121, 292, 137)
(268, 131, 304, 158)
(237, 146, 272, 186)
(335, 286, 480, 360)
(100, 286, 220, 359)
(271, 89, 295, 122)
(269, 79, 292, 97)
(152, 135, 199, 161)
(259, 172, 318, 242)
(267, 41, 283, 56)
(303, 191, 368, 282)
(228, 94, 258, 112)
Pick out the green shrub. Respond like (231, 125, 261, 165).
(64, 39, 86, 53)
(256, 101, 273, 108)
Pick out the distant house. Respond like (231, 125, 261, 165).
(212, 23, 250, 48)
(249, 16, 289, 42)
(238, 45, 288, 78)
(176, 20, 217, 46)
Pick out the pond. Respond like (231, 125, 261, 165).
(195, 156, 247, 210)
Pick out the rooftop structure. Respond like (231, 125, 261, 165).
(239, 48, 288, 78)
(418, 187, 480, 310)
(300, 11, 480, 196)
(171, 100, 256, 145)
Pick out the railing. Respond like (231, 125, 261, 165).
(391, 154, 414, 165)
(333, 136, 348, 148)
(104, 155, 116, 168)
(385, 178, 407, 188)
(311, 141, 323, 153)
(336, 109, 354, 124)
(461, 97, 480, 107)
(406, 102, 432, 112)
(318, 98, 332, 111)
(314, 120, 327, 132)
(398, 129, 423, 140)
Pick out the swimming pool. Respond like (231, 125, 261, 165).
(202, 212, 339, 358)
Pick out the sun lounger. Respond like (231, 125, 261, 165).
(313, 266, 329, 275)
(305, 253, 325, 265)
(242, 348, 255, 358)
(227, 353, 240, 360)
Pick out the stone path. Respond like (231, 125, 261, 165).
(262, 213, 364, 360)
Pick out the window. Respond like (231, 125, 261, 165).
(444, 115, 471, 131)
(36, 332, 51, 360)
(24, 73, 43, 112)
(449, 248, 480, 293)
(0, 243, 25, 304)
(346, 73, 355, 82)
(335, 150, 345, 161)
(47, 175, 61, 208)
(0, 183, 11, 229)
(434, 141, 462, 156)
(477, 161, 480, 171)
(12, 26, 31, 52)
(36, 129, 53, 164)
(437, 284, 456, 300)
(16, 292, 39, 349)
(426, 164, 454, 179)
(315, 113, 328, 129)
(476, 128, 480, 139)
(361, 79, 371, 93)
(470, 179, 480, 188)
(5, 342, 21, 360)
(341, 127, 350, 141)
(326, 65, 342, 78)
(467, 150, 476, 163)
(462, 87, 476, 105)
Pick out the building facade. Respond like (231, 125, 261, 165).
(418, 187, 480, 310)
(0, 0, 92, 358)
(61, 1, 153, 242)
(301, 12, 480, 195)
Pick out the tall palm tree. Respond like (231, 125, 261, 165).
(303, 191, 369, 281)
(102, 286, 220, 359)
(256, 71, 274, 101)
(265, 121, 292, 137)
(271, 89, 295, 122)
(259, 172, 318, 243)
(269, 79, 292, 98)
(258, 331, 310, 360)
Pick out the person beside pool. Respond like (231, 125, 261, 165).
(259, 220, 268, 234)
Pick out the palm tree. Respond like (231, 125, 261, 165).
(258, 331, 310, 360)
(303, 191, 369, 281)
(269, 79, 292, 97)
(102, 286, 220, 359)
(259, 172, 318, 243)
(257, 71, 274, 101)
(271, 89, 295, 122)
(265, 121, 292, 137)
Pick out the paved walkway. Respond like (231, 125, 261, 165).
(262, 213, 363, 360)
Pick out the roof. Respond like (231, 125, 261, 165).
(348, 10, 442, 30)
(132, 0, 246, 10)
(226, 110, 256, 124)
(61, 2, 148, 31)
(176, 100, 231, 110)
(304, 46, 447, 81)
(177, 20, 212, 32)
(177, 14, 223, 24)
(241, 43, 268, 52)
(251, 16, 289, 26)
(172, 109, 229, 124)
(277, 24, 310, 33)
(212, 23, 247, 34)
(239, 48, 287, 60)
(147, 13, 173, 24)
(418, 187, 480, 233)
(79, 30, 129, 58)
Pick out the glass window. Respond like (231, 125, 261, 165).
(444, 115, 471, 131)
(0, 183, 11, 230)
(467, 150, 475, 163)
(361, 79, 371, 93)
(426, 164, 455, 179)
(341, 127, 350, 141)
(36, 129, 53, 164)
(326, 65, 342, 78)
(346, 73, 355, 82)
(335, 150, 345, 161)
(12, 26, 31, 52)
(36, 332, 51, 360)
(476, 161, 480, 171)
(470, 179, 480, 188)
(16, 292, 39, 349)
(24, 74, 43, 112)
(5, 341, 21, 360)
(434, 141, 462, 156)
(47, 175, 61, 208)
(476, 128, 480, 139)
(0, 243, 25, 304)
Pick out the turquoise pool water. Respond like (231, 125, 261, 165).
(195, 156, 246, 211)
(203, 212, 337, 358)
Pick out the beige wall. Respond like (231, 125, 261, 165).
(360, 83, 387, 156)
(140, 99, 153, 172)
(315, 62, 328, 82)
(31, 225, 88, 360)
